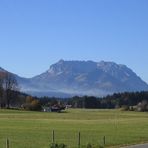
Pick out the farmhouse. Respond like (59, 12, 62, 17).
(43, 105, 66, 112)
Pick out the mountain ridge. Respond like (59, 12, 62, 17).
(20, 60, 148, 97)
(0, 60, 148, 97)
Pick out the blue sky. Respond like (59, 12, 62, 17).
(0, 0, 148, 83)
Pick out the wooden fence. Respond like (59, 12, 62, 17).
(5, 131, 106, 148)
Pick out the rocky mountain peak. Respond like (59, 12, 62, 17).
(47, 60, 97, 75)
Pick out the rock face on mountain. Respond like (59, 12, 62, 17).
(18, 60, 148, 97)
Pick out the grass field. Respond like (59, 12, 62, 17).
(0, 109, 148, 148)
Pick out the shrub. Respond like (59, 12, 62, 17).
(49, 143, 67, 148)
(49, 143, 104, 148)
(81, 144, 104, 148)
(120, 105, 129, 111)
(86, 143, 92, 148)
(22, 96, 42, 111)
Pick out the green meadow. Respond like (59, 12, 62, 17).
(0, 109, 148, 148)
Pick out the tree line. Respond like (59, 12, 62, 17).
(0, 72, 18, 108)
(0, 71, 148, 111)
(65, 91, 148, 110)
(0, 71, 41, 110)
(40, 91, 148, 111)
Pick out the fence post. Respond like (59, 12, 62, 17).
(6, 138, 9, 148)
(52, 130, 55, 143)
(103, 136, 106, 146)
(78, 131, 81, 147)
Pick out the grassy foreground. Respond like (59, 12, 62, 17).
(0, 109, 148, 148)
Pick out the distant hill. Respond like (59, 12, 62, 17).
(16, 60, 148, 97)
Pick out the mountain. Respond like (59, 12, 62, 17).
(17, 60, 148, 97)
(0, 67, 29, 88)
(0, 67, 7, 72)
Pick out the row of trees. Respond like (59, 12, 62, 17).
(64, 91, 148, 111)
(0, 72, 18, 108)
(0, 72, 43, 111)
(0, 72, 65, 111)
(39, 91, 148, 111)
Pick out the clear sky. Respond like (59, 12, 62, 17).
(0, 0, 148, 83)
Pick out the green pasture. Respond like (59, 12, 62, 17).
(0, 109, 148, 148)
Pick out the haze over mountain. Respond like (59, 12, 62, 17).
(1, 60, 148, 97)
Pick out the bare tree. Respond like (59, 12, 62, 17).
(2, 72, 18, 108)
(0, 72, 5, 108)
